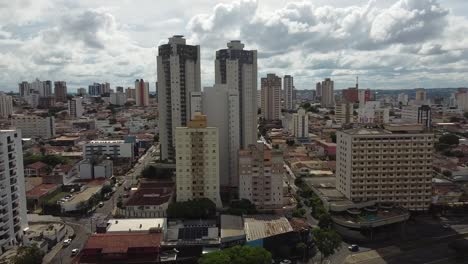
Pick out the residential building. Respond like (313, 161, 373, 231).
(283, 75, 294, 110)
(316, 82, 322, 98)
(415, 88, 426, 102)
(83, 140, 134, 159)
(157, 35, 201, 161)
(321, 78, 334, 107)
(175, 113, 221, 207)
(30, 79, 44, 96)
(397, 93, 409, 105)
(342, 88, 358, 103)
(88, 83, 102, 96)
(116, 86, 124, 93)
(0, 93, 13, 118)
(19, 82, 31, 97)
(68, 97, 84, 118)
(110, 92, 126, 106)
(239, 142, 284, 209)
(0, 130, 28, 253)
(10, 116, 55, 139)
(125, 88, 136, 100)
(79, 159, 113, 179)
(455, 89, 468, 111)
(203, 84, 240, 188)
(401, 105, 432, 127)
(25, 93, 39, 108)
(357, 101, 390, 124)
(190, 92, 202, 120)
(334, 102, 353, 125)
(101, 82, 111, 94)
(77, 88, 87, 96)
(215, 40, 257, 149)
(336, 124, 434, 211)
(135, 79, 150, 106)
(54, 81, 67, 103)
(24, 161, 48, 177)
(43, 80, 52, 98)
(38, 96, 55, 109)
(292, 108, 309, 139)
(261, 74, 281, 121)
(358, 89, 372, 106)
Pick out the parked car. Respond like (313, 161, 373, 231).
(63, 238, 72, 246)
(71, 248, 80, 256)
(348, 244, 359, 252)
(98, 202, 104, 207)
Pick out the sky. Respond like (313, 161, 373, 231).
(1, 0, 468, 92)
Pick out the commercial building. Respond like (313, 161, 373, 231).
(202, 85, 240, 188)
(25, 93, 39, 108)
(397, 93, 409, 105)
(0, 93, 13, 118)
(358, 89, 372, 106)
(239, 142, 284, 209)
(336, 124, 434, 211)
(0, 130, 28, 253)
(342, 88, 358, 103)
(215, 40, 257, 150)
(125, 88, 136, 100)
(157, 35, 201, 161)
(334, 102, 353, 125)
(83, 140, 134, 159)
(261, 74, 281, 121)
(320, 78, 334, 107)
(38, 96, 56, 109)
(415, 88, 426, 102)
(175, 114, 221, 207)
(54, 81, 67, 103)
(79, 159, 113, 179)
(10, 116, 55, 139)
(88, 83, 103, 96)
(19, 82, 31, 97)
(110, 92, 127, 106)
(189, 91, 202, 120)
(42, 80, 52, 98)
(135, 79, 150, 106)
(292, 108, 309, 139)
(316, 82, 322, 98)
(77, 88, 87, 96)
(283, 75, 294, 110)
(401, 105, 432, 127)
(68, 97, 84, 118)
(357, 101, 389, 124)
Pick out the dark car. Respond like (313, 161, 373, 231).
(348, 244, 359, 252)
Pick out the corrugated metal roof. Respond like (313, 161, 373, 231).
(244, 215, 293, 241)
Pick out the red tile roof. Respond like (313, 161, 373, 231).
(125, 181, 174, 206)
(26, 183, 59, 198)
(83, 233, 162, 254)
(26, 161, 48, 170)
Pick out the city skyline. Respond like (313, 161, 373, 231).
(1, 0, 468, 92)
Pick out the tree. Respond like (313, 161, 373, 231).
(318, 213, 333, 229)
(292, 208, 306, 218)
(167, 198, 216, 219)
(464, 112, 468, 119)
(439, 134, 459, 145)
(313, 228, 342, 263)
(330, 133, 337, 143)
(227, 199, 257, 215)
(14, 245, 44, 264)
(101, 185, 113, 195)
(443, 170, 452, 177)
(198, 245, 272, 264)
(286, 139, 295, 146)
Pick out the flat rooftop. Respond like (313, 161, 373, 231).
(220, 215, 245, 238)
(106, 218, 167, 233)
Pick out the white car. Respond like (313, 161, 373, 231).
(71, 248, 80, 256)
(63, 238, 72, 246)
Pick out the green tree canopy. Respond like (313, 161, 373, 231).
(198, 245, 271, 264)
(13, 245, 44, 264)
(227, 199, 257, 215)
(318, 213, 333, 229)
(313, 228, 342, 262)
(167, 198, 216, 219)
(439, 134, 459, 146)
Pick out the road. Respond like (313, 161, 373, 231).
(47, 145, 158, 264)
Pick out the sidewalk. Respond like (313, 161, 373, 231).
(42, 224, 75, 264)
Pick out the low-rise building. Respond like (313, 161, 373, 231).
(24, 161, 48, 177)
(83, 140, 134, 159)
(79, 159, 113, 180)
(10, 115, 56, 139)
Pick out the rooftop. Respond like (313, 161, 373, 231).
(125, 181, 174, 206)
(220, 215, 245, 239)
(244, 215, 293, 242)
(106, 218, 167, 233)
(83, 233, 162, 254)
(89, 140, 126, 144)
(26, 161, 48, 170)
(26, 184, 59, 199)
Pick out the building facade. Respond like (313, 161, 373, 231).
(110, 92, 127, 106)
(54, 81, 67, 103)
(283, 75, 294, 110)
(342, 88, 358, 103)
(261, 74, 281, 121)
(83, 140, 134, 159)
(239, 142, 284, 209)
(175, 114, 221, 207)
(203, 84, 240, 188)
(334, 102, 353, 125)
(135, 79, 150, 106)
(0, 93, 13, 118)
(68, 97, 84, 118)
(336, 125, 433, 211)
(321, 78, 334, 107)
(215, 40, 257, 149)
(357, 101, 389, 124)
(10, 116, 55, 139)
(157, 35, 201, 161)
(0, 130, 28, 253)
(292, 108, 309, 139)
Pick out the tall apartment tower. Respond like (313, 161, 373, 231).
(0, 93, 13, 118)
(215, 40, 257, 149)
(43, 80, 52, 97)
(0, 130, 28, 253)
(316, 82, 322, 98)
(336, 124, 433, 211)
(175, 113, 221, 207)
(292, 108, 309, 139)
(126, 88, 136, 100)
(157, 35, 201, 161)
(335, 102, 353, 125)
(415, 88, 426, 102)
(203, 85, 240, 188)
(68, 97, 84, 118)
(261, 74, 281, 121)
(321, 78, 334, 107)
(283, 75, 294, 110)
(18, 82, 31, 97)
(239, 142, 284, 209)
(135, 79, 150, 106)
(54, 81, 67, 103)
(88, 83, 102, 96)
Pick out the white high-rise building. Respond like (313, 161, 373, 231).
(357, 101, 389, 124)
(292, 108, 309, 139)
(415, 88, 426, 102)
(68, 97, 84, 118)
(11, 116, 55, 139)
(190, 92, 202, 120)
(334, 102, 353, 125)
(135, 79, 150, 106)
(397, 93, 409, 106)
(25, 93, 39, 108)
(336, 124, 433, 211)
(157, 35, 201, 161)
(110, 92, 127, 106)
(0, 93, 13, 118)
(321, 78, 334, 107)
(283, 75, 294, 110)
(215, 40, 257, 149)
(175, 114, 221, 207)
(203, 85, 240, 188)
(261, 74, 281, 121)
(0, 130, 28, 253)
(31, 79, 44, 96)
(239, 142, 284, 209)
